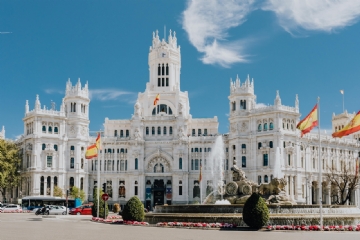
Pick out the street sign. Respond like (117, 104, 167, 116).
(102, 193, 109, 201)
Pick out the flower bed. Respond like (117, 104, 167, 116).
(156, 222, 236, 229)
(267, 225, 360, 231)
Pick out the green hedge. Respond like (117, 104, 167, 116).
(242, 192, 269, 229)
(122, 196, 145, 221)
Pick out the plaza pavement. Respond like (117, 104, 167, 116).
(1, 213, 360, 240)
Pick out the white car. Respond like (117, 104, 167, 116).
(2, 204, 22, 213)
(48, 205, 68, 215)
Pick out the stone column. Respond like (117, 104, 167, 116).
(325, 184, 331, 204)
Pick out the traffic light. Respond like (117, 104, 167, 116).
(102, 183, 107, 193)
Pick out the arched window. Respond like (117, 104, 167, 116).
(162, 64, 165, 75)
(54, 127, 58, 133)
(166, 64, 169, 75)
(269, 122, 274, 130)
(114, 130, 117, 137)
(258, 142, 262, 149)
(54, 176, 58, 186)
(241, 144, 246, 154)
(69, 177, 74, 188)
(80, 177, 84, 190)
(135, 158, 138, 170)
(169, 126, 173, 135)
(288, 154, 291, 166)
(269, 141, 273, 148)
(258, 176, 262, 185)
(48, 126, 52, 133)
(120, 130, 124, 137)
(70, 146, 75, 151)
(42, 144, 46, 150)
(264, 175, 269, 183)
(232, 102, 236, 111)
(146, 127, 149, 135)
(42, 126, 46, 132)
(73, 103, 76, 112)
(158, 64, 161, 75)
(258, 124, 262, 132)
(163, 126, 167, 135)
(152, 127, 155, 135)
(54, 144, 58, 151)
(157, 127, 161, 135)
(81, 158, 84, 169)
(263, 123, 268, 131)
(120, 148, 124, 153)
(40, 176, 44, 195)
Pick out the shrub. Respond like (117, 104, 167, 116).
(122, 196, 145, 221)
(113, 203, 120, 213)
(242, 192, 269, 229)
(91, 188, 109, 218)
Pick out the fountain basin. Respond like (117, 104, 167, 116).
(145, 204, 360, 226)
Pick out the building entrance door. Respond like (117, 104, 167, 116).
(154, 190, 164, 206)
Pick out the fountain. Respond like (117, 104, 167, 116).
(145, 136, 360, 226)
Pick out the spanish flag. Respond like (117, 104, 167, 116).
(199, 162, 202, 182)
(332, 111, 360, 138)
(153, 94, 160, 106)
(296, 104, 318, 137)
(85, 133, 101, 159)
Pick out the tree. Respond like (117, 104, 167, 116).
(70, 186, 86, 202)
(325, 161, 359, 205)
(122, 196, 145, 221)
(243, 192, 269, 229)
(91, 188, 109, 218)
(53, 186, 64, 197)
(0, 139, 21, 200)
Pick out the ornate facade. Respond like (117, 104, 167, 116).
(8, 30, 360, 208)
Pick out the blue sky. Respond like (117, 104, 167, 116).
(1, 0, 360, 139)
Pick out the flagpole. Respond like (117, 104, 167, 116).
(97, 132, 101, 218)
(318, 97, 323, 229)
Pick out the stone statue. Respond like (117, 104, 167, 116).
(134, 101, 141, 117)
(134, 128, 142, 141)
(231, 160, 245, 181)
(178, 127, 187, 141)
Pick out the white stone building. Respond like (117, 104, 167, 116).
(11, 30, 360, 208)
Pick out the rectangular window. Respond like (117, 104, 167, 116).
(169, 127, 173, 135)
(146, 127, 149, 135)
(192, 129, 195, 136)
(126, 130, 129, 137)
(288, 154, 291, 165)
(163, 127, 167, 135)
(162, 78, 164, 86)
(195, 159, 199, 170)
(157, 127, 161, 135)
(179, 186, 182, 195)
(191, 159, 194, 170)
(204, 129, 207, 136)
(135, 186, 138, 195)
(198, 129, 201, 136)
(70, 158, 74, 169)
(179, 158, 182, 170)
(242, 156, 246, 168)
(195, 148, 198, 152)
(152, 127, 155, 135)
(54, 145, 58, 151)
(158, 78, 160, 87)
(226, 159, 229, 170)
(120, 130, 124, 137)
(135, 158, 138, 170)
(47, 156, 52, 168)
(263, 154, 268, 166)
(166, 78, 169, 86)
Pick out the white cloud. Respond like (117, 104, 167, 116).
(255, 103, 267, 109)
(182, 0, 255, 67)
(44, 89, 64, 95)
(89, 89, 136, 102)
(262, 0, 360, 34)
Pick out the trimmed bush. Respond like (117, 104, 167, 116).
(91, 188, 109, 218)
(122, 196, 145, 221)
(242, 192, 269, 229)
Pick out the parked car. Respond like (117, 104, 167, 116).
(2, 204, 22, 213)
(70, 204, 92, 215)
